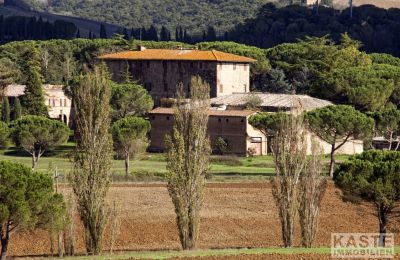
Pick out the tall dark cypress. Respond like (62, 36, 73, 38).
(1, 98, 10, 123)
(12, 97, 22, 121)
(100, 24, 107, 38)
(20, 44, 48, 116)
(0, 16, 4, 42)
(76, 29, 81, 38)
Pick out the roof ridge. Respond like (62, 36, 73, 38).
(211, 49, 218, 61)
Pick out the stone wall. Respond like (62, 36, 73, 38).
(106, 60, 250, 104)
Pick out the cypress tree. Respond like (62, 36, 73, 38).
(12, 97, 22, 121)
(175, 27, 180, 41)
(20, 45, 48, 116)
(100, 24, 107, 39)
(0, 16, 4, 42)
(1, 98, 10, 123)
(76, 29, 81, 38)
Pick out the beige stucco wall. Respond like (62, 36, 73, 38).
(217, 63, 250, 96)
(43, 85, 72, 125)
(309, 133, 364, 155)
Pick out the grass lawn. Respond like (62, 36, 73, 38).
(0, 143, 349, 182)
(60, 246, 400, 260)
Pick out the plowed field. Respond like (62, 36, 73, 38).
(6, 182, 400, 257)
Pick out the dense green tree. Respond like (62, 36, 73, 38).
(249, 112, 291, 137)
(330, 65, 398, 111)
(371, 105, 400, 151)
(166, 76, 211, 250)
(305, 105, 374, 177)
(160, 26, 171, 41)
(110, 82, 154, 121)
(20, 45, 48, 116)
(112, 116, 150, 179)
(71, 65, 113, 255)
(334, 150, 400, 246)
(0, 161, 66, 260)
(10, 116, 70, 169)
(0, 122, 9, 148)
(100, 24, 107, 39)
(12, 97, 22, 121)
(0, 58, 20, 90)
(260, 68, 292, 93)
(1, 98, 10, 123)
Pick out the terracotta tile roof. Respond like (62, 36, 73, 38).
(4, 84, 65, 97)
(98, 49, 256, 63)
(150, 107, 256, 117)
(211, 93, 332, 111)
(3, 84, 25, 97)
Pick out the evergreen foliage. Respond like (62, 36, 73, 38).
(112, 116, 150, 179)
(20, 44, 48, 116)
(9, 115, 70, 169)
(1, 98, 10, 123)
(305, 105, 374, 177)
(334, 150, 400, 246)
(0, 160, 66, 260)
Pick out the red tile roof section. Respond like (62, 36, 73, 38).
(98, 49, 256, 63)
(150, 107, 255, 117)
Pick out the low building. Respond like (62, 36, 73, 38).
(211, 92, 364, 155)
(149, 107, 266, 156)
(4, 84, 72, 125)
(98, 47, 255, 104)
(211, 92, 333, 112)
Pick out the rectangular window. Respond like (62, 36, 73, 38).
(52, 99, 56, 107)
(64, 99, 67, 107)
(145, 83, 152, 91)
(60, 99, 63, 107)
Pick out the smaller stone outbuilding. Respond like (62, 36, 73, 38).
(149, 107, 266, 156)
(3, 84, 72, 125)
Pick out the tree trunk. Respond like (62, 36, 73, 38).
(125, 152, 129, 181)
(349, 0, 353, 18)
(329, 143, 336, 178)
(0, 223, 10, 260)
(32, 153, 37, 170)
(58, 232, 63, 257)
(378, 204, 388, 247)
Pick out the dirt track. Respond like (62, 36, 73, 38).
(6, 182, 400, 257)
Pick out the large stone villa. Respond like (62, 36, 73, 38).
(98, 46, 255, 104)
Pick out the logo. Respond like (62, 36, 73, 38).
(331, 233, 395, 259)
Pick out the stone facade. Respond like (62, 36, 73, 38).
(4, 84, 72, 125)
(99, 48, 253, 104)
(149, 108, 266, 156)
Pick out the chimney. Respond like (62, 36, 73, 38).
(137, 45, 146, 51)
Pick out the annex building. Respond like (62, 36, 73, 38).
(98, 46, 255, 104)
(4, 84, 72, 125)
(148, 93, 364, 156)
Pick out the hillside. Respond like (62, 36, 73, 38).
(0, 5, 124, 38)
(333, 0, 400, 9)
(10, 0, 271, 35)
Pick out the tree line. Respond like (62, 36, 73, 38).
(0, 15, 77, 42)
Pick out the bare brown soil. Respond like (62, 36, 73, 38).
(5, 182, 400, 257)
